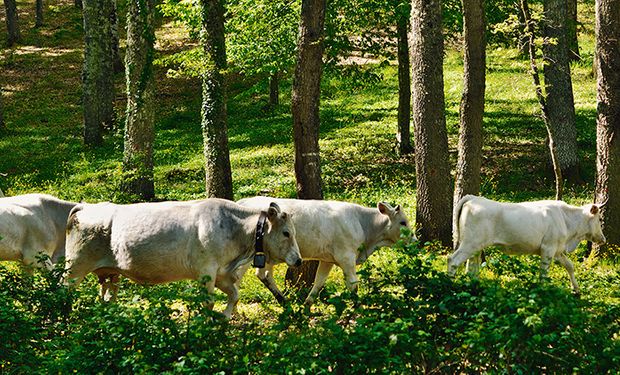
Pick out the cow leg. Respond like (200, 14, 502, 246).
(539, 246, 555, 281)
(556, 253, 580, 295)
(98, 274, 120, 302)
(465, 252, 482, 276)
(215, 276, 239, 319)
(256, 264, 286, 305)
(448, 245, 477, 276)
(304, 261, 334, 305)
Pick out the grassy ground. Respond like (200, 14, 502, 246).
(0, 0, 614, 318)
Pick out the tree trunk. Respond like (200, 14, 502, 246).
(410, 0, 453, 247)
(522, 0, 564, 200)
(516, 2, 529, 56)
(0, 87, 4, 131)
(35, 0, 43, 28)
(543, 0, 581, 184)
(4, 0, 20, 47)
(396, 10, 413, 156)
(201, 0, 234, 200)
(286, 0, 327, 290)
(566, 0, 580, 60)
(82, 0, 114, 146)
(454, 0, 486, 207)
(111, 0, 124, 73)
(122, 0, 155, 200)
(269, 72, 279, 107)
(594, 0, 620, 252)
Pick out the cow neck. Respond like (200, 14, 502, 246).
(253, 211, 268, 268)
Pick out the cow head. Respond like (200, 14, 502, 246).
(584, 204, 606, 244)
(263, 203, 302, 267)
(378, 202, 414, 244)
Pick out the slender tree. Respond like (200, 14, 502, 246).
(4, 0, 20, 47)
(454, 0, 486, 207)
(35, 0, 43, 28)
(122, 0, 156, 200)
(396, 4, 413, 156)
(269, 72, 280, 107)
(566, 0, 580, 60)
(82, 0, 115, 146)
(594, 0, 620, 250)
(201, 0, 234, 199)
(410, 0, 453, 246)
(285, 0, 327, 289)
(543, 0, 581, 184)
(522, 0, 564, 200)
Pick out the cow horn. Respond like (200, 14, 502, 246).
(597, 197, 609, 208)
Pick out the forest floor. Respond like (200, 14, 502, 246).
(0, 0, 617, 342)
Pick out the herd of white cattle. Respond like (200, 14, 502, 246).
(0, 191, 606, 318)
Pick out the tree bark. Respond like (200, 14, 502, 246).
(4, 0, 20, 47)
(201, 0, 234, 200)
(566, 0, 580, 60)
(410, 0, 453, 247)
(543, 0, 581, 184)
(397, 11, 413, 156)
(35, 0, 43, 28)
(269, 72, 279, 107)
(0, 87, 4, 131)
(286, 0, 327, 290)
(111, 0, 124, 74)
(594, 0, 620, 251)
(454, 0, 486, 207)
(122, 0, 155, 200)
(82, 0, 115, 146)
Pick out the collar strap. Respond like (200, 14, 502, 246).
(253, 212, 268, 268)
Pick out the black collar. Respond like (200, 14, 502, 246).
(253, 212, 267, 268)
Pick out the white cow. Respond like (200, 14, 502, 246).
(63, 198, 302, 318)
(0, 194, 77, 269)
(448, 195, 607, 293)
(238, 197, 412, 305)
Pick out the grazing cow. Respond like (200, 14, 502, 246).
(448, 195, 607, 293)
(0, 194, 77, 269)
(238, 197, 412, 305)
(63, 198, 302, 319)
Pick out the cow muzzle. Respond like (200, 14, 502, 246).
(295, 258, 303, 267)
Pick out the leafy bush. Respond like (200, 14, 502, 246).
(1, 241, 619, 373)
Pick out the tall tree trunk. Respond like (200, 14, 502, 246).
(201, 0, 233, 200)
(82, 0, 114, 146)
(517, 2, 529, 56)
(285, 0, 326, 290)
(522, 0, 564, 200)
(396, 9, 413, 156)
(4, 0, 20, 47)
(454, 0, 486, 206)
(543, 0, 581, 184)
(111, 0, 124, 73)
(566, 0, 580, 60)
(35, 0, 43, 28)
(410, 0, 453, 247)
(269, 72, 279, 107)
(594, 0, 620, 251)
(122, 0, 155, 200)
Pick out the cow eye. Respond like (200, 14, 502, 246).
(283, 231, 290, 238)
(400, 221, 407, 226)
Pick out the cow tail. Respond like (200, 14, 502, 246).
(453, 195, 475, 250)
(66, 204, 83, 233)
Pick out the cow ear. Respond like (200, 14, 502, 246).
(590, 205, 599, 215)
(378, 202, 393, 216)
(269, 202, 281, 213)
(395, 205, 401, 213)
(267, 206, 279, 221)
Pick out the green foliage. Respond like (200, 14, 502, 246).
(2, 242, 619, 372)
